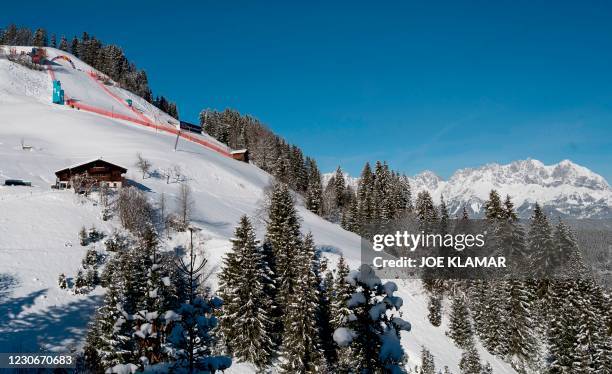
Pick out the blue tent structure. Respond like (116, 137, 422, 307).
(52, 80, 64, 105)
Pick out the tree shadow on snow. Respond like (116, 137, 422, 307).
(317, 245, 343, 256)
(125, 179, 152, 192)
(0, 273, 19, 302)
(0, 288, 102, 353)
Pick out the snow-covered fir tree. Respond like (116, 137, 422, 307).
(329, 255, 355, 371)
(553, 218, 586, 278)
(447, 293, 474, 349)
(415, 191, 438, 233)
(278, 233, 325, 373)
(131, 224, 176, 366)
(480, 281, 510, 356)
(305, 157, 323, 215)
(427, 295, 442, 327)
(341, 198, 361, 233)
(459, 344, 482, 374)
(357, 162, 375, 231)
(505, 279, 536, 370)
(334, 166, 347, 209)
(217, 215, 274, 369)
(58, 35, 68, 51)
(420, 346, 436, 374)
(165, 235, 231, 373)
(318, 260, 338, 369)
(330, 255, 353, 330)
(58, 273, 67, 289)
(527, 203, 555, 282)
(265, 183, 302, 327)
(333, 264, 411, 373)
(84, 249, 138, 371)
(483, 190, 504, 220)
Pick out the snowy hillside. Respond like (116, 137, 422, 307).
(326, 159, 612, 219)
(0, 48, 514, 373)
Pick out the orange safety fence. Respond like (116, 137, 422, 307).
(87, 71, 152, 125)
(65, 98, 232, 157)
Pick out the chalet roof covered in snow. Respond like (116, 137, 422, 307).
(55, 158, 127, 177)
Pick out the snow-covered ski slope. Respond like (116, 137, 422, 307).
(0, 48, 514, 373)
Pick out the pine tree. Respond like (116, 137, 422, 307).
(279, 233, 325, 373)
(334, 166, 347, 209)
(305, 157, 323, 214)
(218, 216, 274, 369)
(459, 344, 482, 374)
(50, 33, 56, 48)
(571, 279, 610, 373)
(79, 226, 88, 246)
(546, 280, 576, 373)
(131, 224, 176, 365)
(461, 206, 470, 220)
(357, 162, 375, 229)
(502, 195, 518, 221)
(420, 346, 436, 374)
(553, 218, 585, 278)
(447, 294, 474, 349)
(265, 183, 302, 322)
(32, 28, 47, 47)
(74, 270, 86, 291)
(342, 198, 361, 234)
(439, 195, 450, 234)
(319, 262, 337, 369)
(1, 24, 17, 45)
(165, 233, 231, 372)
(506, 279, 536, 364)
(482, 281, 510, 356)
(59, 35, 68, 51)
(497, 195, 529, 271)
(482, 361, 493, 374)
(527, 203, 555, 288)
(427, 295, 442, 327)
(373, 161, 392, 223)
(335, 265, 411, 373)
(330, 255, 353, 329)
(483, 190, 506, 265)
(401, 175, 414, 213)
(415, 191, 438, 233)
(70, 36, 79, 57)
(58, 273, 67, 289)
(483, 190, 504, 220)
(83, 257, 135, 371)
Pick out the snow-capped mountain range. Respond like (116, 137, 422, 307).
(326, 159, 612, 219)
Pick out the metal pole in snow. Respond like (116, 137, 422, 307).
(174, 130, 181, 151)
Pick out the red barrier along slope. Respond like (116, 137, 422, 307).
(46, 65, 232, 158)
(87, 71, 152, 125)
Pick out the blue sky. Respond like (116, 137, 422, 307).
(3, 1, 612, 180)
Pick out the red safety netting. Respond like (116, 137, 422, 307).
(46, 66, 232, 158)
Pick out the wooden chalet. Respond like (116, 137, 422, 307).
(55, 159, 127, 190)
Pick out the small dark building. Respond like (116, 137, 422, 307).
(179, 120, 202, 134)
(231, 149, 249, 163)
(55, 159, 127, 190)
(4, 179, 32, 186)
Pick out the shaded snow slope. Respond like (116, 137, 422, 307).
(0, 50, 514, 373)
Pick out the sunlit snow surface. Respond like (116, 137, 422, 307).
(0, 48, 514, 372)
